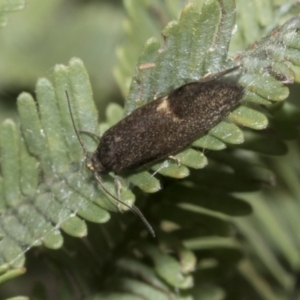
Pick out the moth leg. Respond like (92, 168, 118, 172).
(80, 130, 102, 141)
(114, 175, 124, 213)
(169, 155, 181, 167)
(198, 66, 240, 83)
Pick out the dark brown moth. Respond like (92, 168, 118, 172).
(67, 66, 244, 237)
(90, 66, 243, 173)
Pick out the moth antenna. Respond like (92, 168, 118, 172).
(94, 172, 155, 237)
(65, 91, 89, 157)
(65, 90, 155, 237)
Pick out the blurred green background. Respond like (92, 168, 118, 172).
(0, 0, 126, 121)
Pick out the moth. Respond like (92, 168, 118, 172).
(67, 66, 244, 236)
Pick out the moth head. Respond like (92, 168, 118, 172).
(87, 152, 106, 173)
